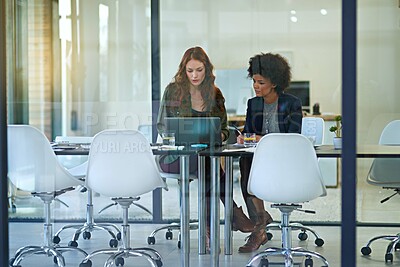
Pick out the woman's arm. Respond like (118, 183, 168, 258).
(214, 88, 230, 142)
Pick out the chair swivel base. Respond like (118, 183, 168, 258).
(361, 233, 400, 263)
(247, 204, 329, 267)
(53, 190, 122, 248)
(266, 222, 325, 247)
(246, 247, 329, 267)
(79, 247, 162, 267)
(147, 222, 198, 248)
(10, 191, 88, 267)
(80, 197, 163, 267)
(10, 243, 87, 267)
(53, 221, 121, 248)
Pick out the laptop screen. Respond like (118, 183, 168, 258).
(164, 117, 222, 146)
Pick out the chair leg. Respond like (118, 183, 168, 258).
(147, 221, 198, 248)
(10, 194, 88, 267)
(80, 198, 162, 267)
(361, 233, 400, 263)
(53, 189, 121, 248)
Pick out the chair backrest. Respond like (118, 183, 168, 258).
(379, 120, 400, 145)
(301, 117, 325, 146)
(7, 125, 80, 192)
(248, 133, 327, 203)
(86, 129, 167, 197)
(138, 124, 153, 143)
(368, 120, 400, 185)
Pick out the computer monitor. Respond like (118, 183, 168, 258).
(285, 81, 310, 112)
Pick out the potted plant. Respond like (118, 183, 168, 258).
(329, 115, 342, 149)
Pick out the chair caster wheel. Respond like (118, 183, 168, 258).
(115, 257, 124, 266)
(116, 232, 122, 241)
(396, 243, 400, 250)
(315, 238, 324, 247)
(53, 235, 61, 244)
(361, 246, 371, 255)
(156, 259, 163, 267)
(68, 240, 78, 247)
(109, 238, 118, 248)
(385, 253, 393, 263)
(304, 257, 313, 267)
(166, 231, 173, 240)
(260, 257, 269, 267)
(177, 240, 181, 249)
(148, 236, 156, 245)
(83, 231, 91, 240)
(79, 260, 92, 267)
(266, 232, 273, 240)
(298, 232, 308, 241)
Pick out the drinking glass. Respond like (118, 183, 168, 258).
(162, 132, 175, 146)
(243, 133, 256, 147)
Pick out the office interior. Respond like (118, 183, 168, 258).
(1, 0, 400, 266)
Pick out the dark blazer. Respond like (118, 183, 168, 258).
(243, 92, 303, 135)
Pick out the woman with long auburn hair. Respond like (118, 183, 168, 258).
(157, 46, 254, 252)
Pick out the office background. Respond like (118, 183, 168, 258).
(5, 0, 399, 143)
(1, 0, 399, 266)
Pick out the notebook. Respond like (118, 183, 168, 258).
(164, 117, 222, 147)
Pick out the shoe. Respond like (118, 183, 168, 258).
(238, 230, 268, 253)
(265, 210, 273, 225)
(232, 206, 255, 233)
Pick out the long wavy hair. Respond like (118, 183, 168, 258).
(172, 46, 216, 110)
(247, 52, 291, 94)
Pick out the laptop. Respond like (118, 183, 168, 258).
(164, 117, 222, 147)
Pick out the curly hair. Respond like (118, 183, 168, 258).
(247, 52, 292, 94)
(172, 46, 216, 110)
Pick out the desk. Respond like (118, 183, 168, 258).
(199, 144, 400, 267)
(55, 144, 204, 267)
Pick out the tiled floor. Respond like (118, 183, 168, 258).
(8, 159, 400, 266)
(8, 222, 400, 267)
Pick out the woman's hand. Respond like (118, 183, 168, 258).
(237, 134, 244, 144)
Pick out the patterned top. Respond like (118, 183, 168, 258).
(157, 82, 230, 141)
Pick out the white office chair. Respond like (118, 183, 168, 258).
(246, 134, 329, 267)
(79, 129, 167, 267)
(7, 125, 88, 267)
(262, 117, 326, 246)
(361, 120, 400, 263)
(301, 117, 325, 146)
(52, 136, 122, 249)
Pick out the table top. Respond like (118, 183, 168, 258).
(199, 144, 400, 158)
(53, 142, 400, 158)
(53, 143, 206, 156)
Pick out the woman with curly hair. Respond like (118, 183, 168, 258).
(157, 46, 254, 251)
(236, 52, 303, 253)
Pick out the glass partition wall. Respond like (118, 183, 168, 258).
(4, 0, 400, 265)
(159, 0, 343, 222)
(6, 0, 155, 222)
